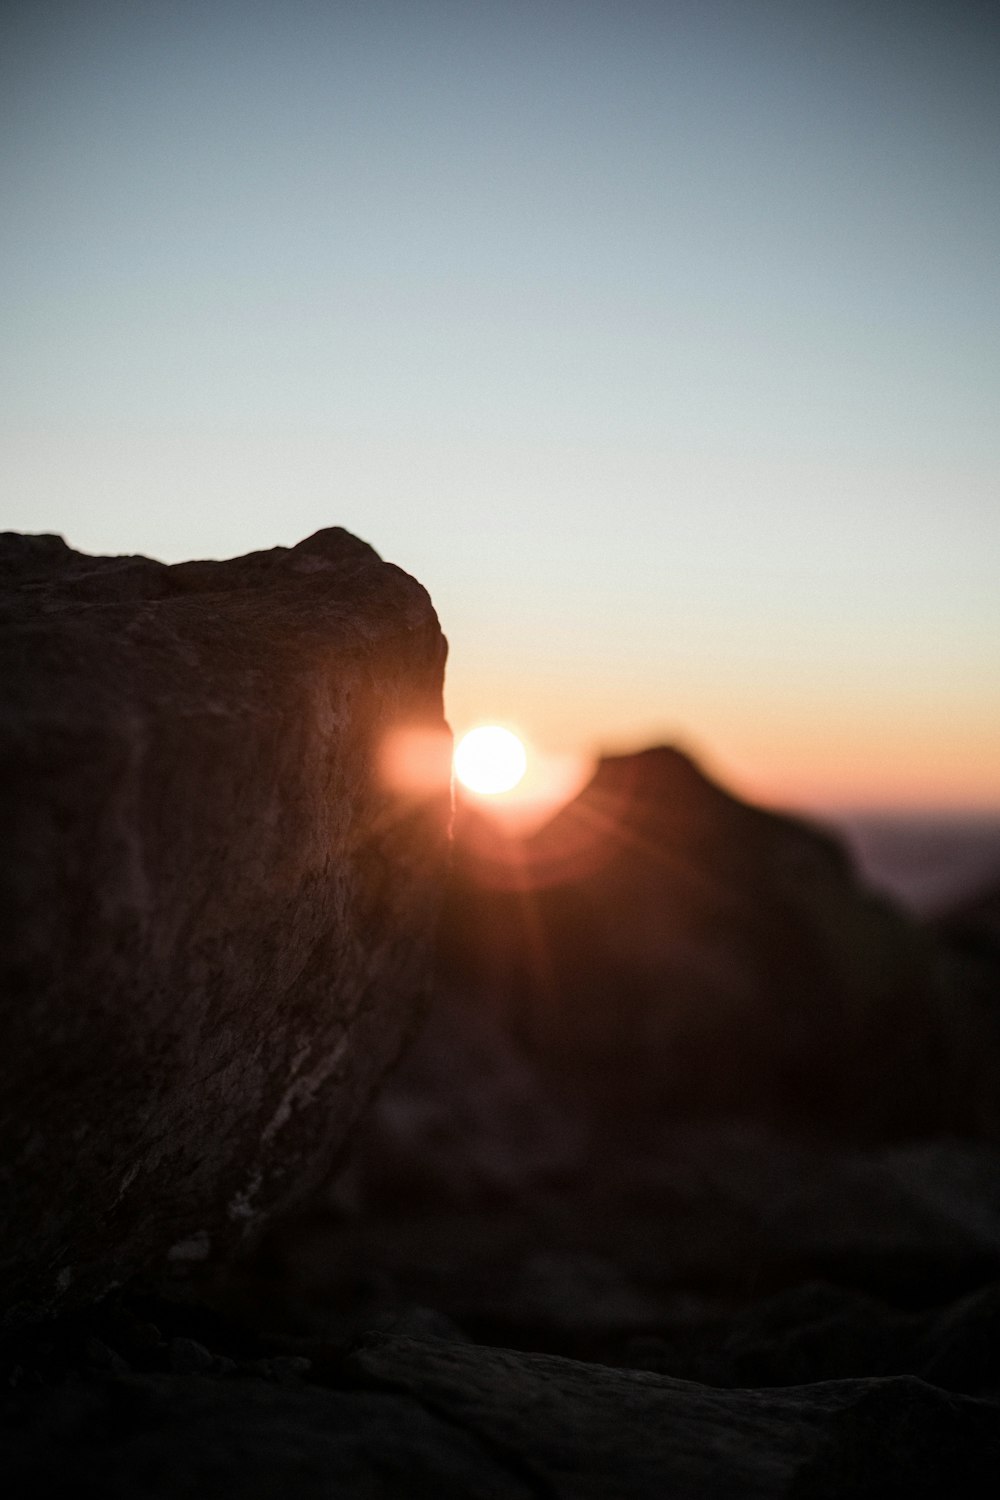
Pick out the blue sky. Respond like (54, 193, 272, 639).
(2, 1, 998, 807)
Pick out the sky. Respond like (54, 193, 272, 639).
(2, 0, 998, 812)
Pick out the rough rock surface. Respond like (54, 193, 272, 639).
(5, 1333, 997, 1499)
(351, 1334, 999, 1499)
(440, 746, 999, 1137)
(0, 528, 450, 1315)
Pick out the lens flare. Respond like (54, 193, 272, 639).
(454, 725, 527, 796)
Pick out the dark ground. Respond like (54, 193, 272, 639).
(5, 1002, 1000, 1497)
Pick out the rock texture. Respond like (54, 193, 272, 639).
(440, 746, 998, 1137)
(351, 1334, 999, 1500)
(6, 1334, 997, 1500)
(0, 528, 451, 1314)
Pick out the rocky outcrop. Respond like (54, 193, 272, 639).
(351, 1333, 999, 1500)
(4, 1287, 999, 1499)
(0, 528, 451, 1315)
(439, 747, 997, 1138)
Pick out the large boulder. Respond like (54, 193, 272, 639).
(0, 528, 451, 1314)
(439, 747, 998, 1138)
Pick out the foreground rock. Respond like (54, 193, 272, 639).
(439, 747, 998, 1138)
(4, 1318, 997, 1499)
(0, 528, 450, 1315)
(352, 1334, 999, 1500)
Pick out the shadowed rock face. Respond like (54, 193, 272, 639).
(439, 747, 997, 1138)
(0, 528, 451, 1315)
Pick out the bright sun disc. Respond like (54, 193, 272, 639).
(454, 726, 527, 796)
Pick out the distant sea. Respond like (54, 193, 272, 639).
(822, 813, 1000, 918)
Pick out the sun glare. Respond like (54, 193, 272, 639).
(454, 725, 527, 796)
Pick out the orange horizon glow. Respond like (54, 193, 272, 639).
(450, 729, 1000, 822)
(443, 666, 1000, 817)
(378, 710, 1000, 826)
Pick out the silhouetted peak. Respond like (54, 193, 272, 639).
(550, 743, 741, 842)
(0, 531, 75, 581)
(587, 744, 711, 800)
(291, 527, 382, 565)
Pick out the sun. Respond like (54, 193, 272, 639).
(454, 725, 527, 796)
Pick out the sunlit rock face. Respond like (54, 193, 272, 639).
(440, 747, 996, 1140)
(0, 528, 451, 1315)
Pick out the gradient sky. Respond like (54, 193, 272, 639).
(2, 0, 998, 811)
